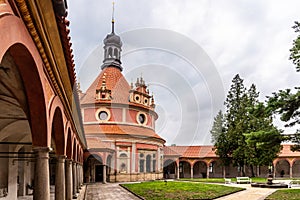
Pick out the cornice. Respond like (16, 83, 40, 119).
(15, 0, 87, 148)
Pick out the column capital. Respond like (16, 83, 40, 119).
(56, 155, 67, 162)
(33, 146, 52, 153)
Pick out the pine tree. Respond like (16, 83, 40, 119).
(211, 111, 231, 169)
(224, 74, 248, 175)
(244, 102, 283, 176)
(267, 21, 300, 151)
(212, 75, 283, 177)
(210, 110, 224, 143)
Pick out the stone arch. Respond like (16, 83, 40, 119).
(0, 14, 50, 147)
(193, 161, 207, 178)
(106, 155, 113, 175)
(208, 160, 223, 178)
(66, 128, 73, 159)
(163, 159, 177, 179)
(77, 145, 81, 163)
(274, 159, 290, 178)
(50, 107, 65, 155)
(0, 43, 47, 146)
(86, 154, 103, 182)
(292, 159, 300, 178)
(179, 161, 191, 178)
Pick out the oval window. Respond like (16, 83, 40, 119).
(99, 111, 108, 120)
(134, 95, 140, 103)
(138, 113, 146, 124)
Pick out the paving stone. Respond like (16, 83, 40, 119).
(85, 183, 140, 200)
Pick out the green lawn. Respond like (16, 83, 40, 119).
(265, 189, 300, 200)
(121, 181, 244, 200)
(180, 177, 267, 183)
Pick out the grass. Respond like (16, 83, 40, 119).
(265, 189, 300, 200)
(180, 177, 267, 183)
(121, 181, 244, 200)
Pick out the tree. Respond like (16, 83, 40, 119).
(267, 21, 300, 151)
(244, 103, 283, 176)
(290, 21, 300, 72)
(211, 111, 231, 168)
(224, 74, 248, 175)
(210, 110, 224, 143)
(212, 75, 283, 177)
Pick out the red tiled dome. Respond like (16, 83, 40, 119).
(81, 66, 130, 104)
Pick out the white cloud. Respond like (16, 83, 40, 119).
(68, 0, 300, 145)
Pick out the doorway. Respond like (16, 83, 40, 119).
(95, 165, 103, 182)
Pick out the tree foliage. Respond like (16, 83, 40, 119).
(267, 21, 300, 151)
(212, 74, 282, 176)
(290, 21, 300, 72)
(210, 110, 224, 144)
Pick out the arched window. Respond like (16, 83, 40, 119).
(114, 48, 118, 59)
(104, 49, 107, 58)
(108, 47, 113, 58)
(152, 160, 156, 172)
(119, 153, 128, 173)
(139, 160, 144, 173)
(146, 155, 151, 173)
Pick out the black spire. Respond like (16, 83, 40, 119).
(101, 2, 123, 71)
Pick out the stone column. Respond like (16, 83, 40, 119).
(33, 147, 51, 200)
(190, 167, 193, 179)
(103, 165, 107, 184)
(273, 163, 276, 178)
(55, 155, 66, 200)
(78, 164, 82, 187)
(76, 164, 80, 189)
(7, 146, 18, 200)
(72, 162, 78, 198)
(290, 165, 293, 178)
(177, 166, 180, 179)
(76, 163, 80, 193)
(79, 164, 83, 187)
(18, 158, 26, 196)
(206, 164, 210, 178)
(65, 159, 73, 200)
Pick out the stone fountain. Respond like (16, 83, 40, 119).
(251, 174, 288, 188)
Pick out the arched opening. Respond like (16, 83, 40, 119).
(179, 161, 191, 178)
(275, 160, 290, 178)
(66, 129, 72, 159)
(0, 43, 46, 199)
(193, 161, 207, 178)
(106, 155, 113, 182)
(8, 43, 47, 146)
(163, 159, 177, 179)
(49, 107, 65, 194)
(114, 48, 118, 59)
(86, 155, 103, 182)
(293, 160, 300, 178)
(209, 160, 223, 178)
(108, 47, 113, 58)
(51, 108, 65, 155)
(119, 153, 128, 173)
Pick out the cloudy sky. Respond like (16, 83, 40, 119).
(68, 0, 300, 145)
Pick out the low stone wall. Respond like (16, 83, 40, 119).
(108, 172, 163, 182)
